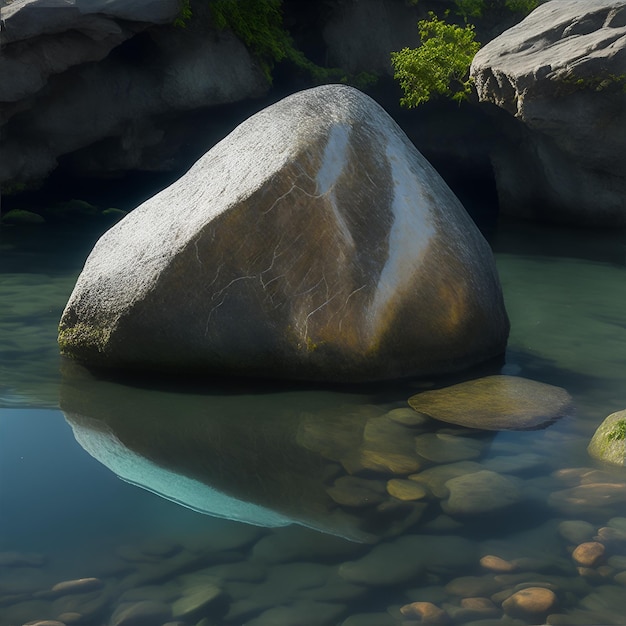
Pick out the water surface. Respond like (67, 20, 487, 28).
(1, 219, 626, 626)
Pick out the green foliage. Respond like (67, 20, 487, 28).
(559, 71, 626, 94)
(504, 0, 539, 14)
(454, 0, 486, 21)
(454, 0, 539, 20)
(209, 0, 292, 82)
(607, 419, 626, 442)
(173, 0, 373, 86)
(391, 13, 481, 108)
(1, 181, 28, 196)
(1, 209, 45, 225)
(174, 0, 192, 28)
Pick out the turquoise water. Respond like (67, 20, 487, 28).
(1, 220, 626, 626)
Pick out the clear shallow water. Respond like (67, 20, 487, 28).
(1, 220, 626, 626)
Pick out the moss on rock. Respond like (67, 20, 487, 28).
(1, 209, 45, 225)
(588, 410, 626, 466)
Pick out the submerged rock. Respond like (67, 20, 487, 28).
(58, 84, 509, 382)
(442, 470, 523, 516)
(408, 375, 572, 431)
(572, 542, 605, 568)
(588, 410, 626, 466)
(501, 586, 558, 619)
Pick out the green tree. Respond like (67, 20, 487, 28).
(391, 13, 481, 108)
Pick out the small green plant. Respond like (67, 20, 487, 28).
(607, 419, 626, 442)
(173, 0, 370, 86)
(209, 0, 294, 82)
(174, 0, 192, 28)
(559, 71, 626, 94)
(391, 13, 481, 108)
(504, 0, 539, 14)
(454, 0, 487, 21)
(454, 0, 539, 20)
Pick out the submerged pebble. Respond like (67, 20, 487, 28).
(109, 600, 172, 626)
(557, 520, 595, 545)
(502, 586, 558, 618)
(572, 542, 605, 567)
(171, 583, 225, 620)
(442, 471, 523, 516)
(327, 476, 387, 507)
(479, 555, 518, 573)
(386, 479, 428, 501)
(50, 578, 103, 596)
(399, 601, 450, 624)
(415, 433, 485, 464)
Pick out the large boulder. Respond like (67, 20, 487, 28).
(58, 84, 509, 382)
(0, 0, 269, 187)
(470, 0, 626, 226)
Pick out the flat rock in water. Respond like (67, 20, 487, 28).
(386, 479, 428, 501)
(244, 601, 347, 626)
(558, 520, 595, 545)
(442, 470, 523, 516)
(58, 84, 509, 383)
(251, 525, 364, 563)
(502, 586, 558, 618)
(408, 375, 572, 431)
(409, 461, 484, 499)
(415, 432, 485, 463)
(50, 578, 103, 596)
(110, 600, 172, 626)
(171, 584, 225, 620)
(327, 475, 387, 507)
(339, 534, 477, 585)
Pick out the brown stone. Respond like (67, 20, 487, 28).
(386, 479, 428, 501)
(356, 449, 421, 475)
(444, 596, 500, 621)
(400, 601, 450, 624)
(501, 586, 558, 618)
(445, 575, 503, 597)
(461, 597, 498, 611)
(327, 475, 387, 507)
(572, 542, 605, 567)
(385, 407, 431, 427)
(480, 555, 518, 573)
(408, 375, 572, 431)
